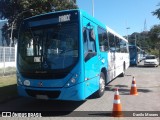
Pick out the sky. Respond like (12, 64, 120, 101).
(77, 0, 160, 36)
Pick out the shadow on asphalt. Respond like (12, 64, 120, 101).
(105, 84, 153, 95)
(0, 84, 18, 103)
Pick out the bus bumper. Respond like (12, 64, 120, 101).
(17, 83, 85, 101)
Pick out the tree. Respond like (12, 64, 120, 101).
(0, 0, 78, 46)
(152, 3, 160, 19)
(148, 25, 160, 49)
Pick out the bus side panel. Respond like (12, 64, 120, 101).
(115, 53, 124, 76)
(108, 51, 130, 80)
(107, 52, 115, 81)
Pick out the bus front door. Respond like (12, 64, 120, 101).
(83, 17, 100, 98)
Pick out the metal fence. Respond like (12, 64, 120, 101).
(0, 46, 16, 76)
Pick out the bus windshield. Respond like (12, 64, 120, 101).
(18, 23, 79, 73)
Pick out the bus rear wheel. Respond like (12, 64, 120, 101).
(95, 72, 105, 98)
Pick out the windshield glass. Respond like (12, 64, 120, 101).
(18, 23, 79, 72)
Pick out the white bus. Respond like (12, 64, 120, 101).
(104, 26, 130, 81)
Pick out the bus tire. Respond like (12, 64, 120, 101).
(95, 72, 105, 98)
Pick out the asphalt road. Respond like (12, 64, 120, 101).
(0, 62, 160, 120)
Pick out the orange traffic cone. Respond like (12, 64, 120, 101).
(112, 88, 123, 117)
(130, 77, 138, 95)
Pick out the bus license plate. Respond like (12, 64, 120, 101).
(36, 95, 48, 100)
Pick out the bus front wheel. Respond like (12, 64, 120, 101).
(95, 72, 105, 98)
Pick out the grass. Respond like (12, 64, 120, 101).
(0, 75, 16, 87)
(0, 67, 16, 76)
(0, 75, 18, 103)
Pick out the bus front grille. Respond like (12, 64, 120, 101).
(25, 89, 61, 98)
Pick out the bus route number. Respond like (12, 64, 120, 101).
(59, 14, 71, 22)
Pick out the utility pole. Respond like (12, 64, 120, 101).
(144, 19, 147, 32)
(126, 27, 130, 40)
(143, 19, 147, 47)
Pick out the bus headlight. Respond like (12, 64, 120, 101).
(24, 80, 30, 86)
(65, 74, 78, 87)
(71, 78, 76, 84)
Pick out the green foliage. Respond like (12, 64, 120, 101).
(148, 25, 160, 43)
(149, 49, 159, 57)
(0, 0, 78, 46)
(152, 3, 160, 19)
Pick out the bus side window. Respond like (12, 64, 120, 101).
(123, 42, 127, 53)
(115, 37, 120, 52)
(120, 39, 124, 53)
(120, 39, 127, 53)
(126, 43, 129, 53)
(98, 27, 108, 52)
(83, 27, 97, 62)
(108, 32, 115, 52)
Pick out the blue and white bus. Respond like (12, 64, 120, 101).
(17, 9, 130, 101)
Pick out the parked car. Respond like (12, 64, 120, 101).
(144, 55, 159, 67)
